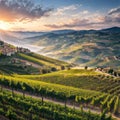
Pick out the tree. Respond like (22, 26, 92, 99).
(51, 67, 57, 72)
(42, 69, 48, 74)
(85, 66, 88, 70)
(61, 66, 65, 70)
(113, 72, 117, 77)
(67, 67, 71, 70)
(108, 69, 114, 75)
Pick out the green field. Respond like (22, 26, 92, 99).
(0, 53, 120, 119)
(0, 52, 70, 75)
(17, 52, 69, 69)
(15, 69, 120, 95)
(0, 69, 120, 116)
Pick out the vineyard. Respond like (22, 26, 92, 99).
(0, 71, 120, 119)
(0, 3, 119, 120)
(28, 52, 68, 66)
(15, 69, 120, 95)
(0, 52, 70, 75)
(17, 53, 69, 69)
(0, 89, 112, 120)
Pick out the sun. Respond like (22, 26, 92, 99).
(0, 21, 10, 30)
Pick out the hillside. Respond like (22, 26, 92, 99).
(0, 41, 69, 75)
(0, 69, 120, 119)
(0, 27, 120, 68)
(0, 0, 120, 119)
(0, 40, 120, 119)
(24, 27, 120, 68)
(15, 69, 120, 94)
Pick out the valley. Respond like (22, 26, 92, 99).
(0, 27, 120, 68)
(0, 0, 120, 119)
(0, 29, 120, 120)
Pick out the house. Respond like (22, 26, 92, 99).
(17, 47, 31, 53)
(0, 41, 17, 56)
(0, 41, 31, 56)
(1, 45, 17, 56)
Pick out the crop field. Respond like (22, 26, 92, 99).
(0, 69, 120, 117)
(15, 69, 120, 95)
(0, 89, 112, 120)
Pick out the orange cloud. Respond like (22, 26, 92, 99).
(0, 0, 53, 22)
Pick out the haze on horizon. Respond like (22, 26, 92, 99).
(0, 0, 120, 31)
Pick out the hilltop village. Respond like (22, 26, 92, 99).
(0, 40, 30, 56)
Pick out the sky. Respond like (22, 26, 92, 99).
(0, 0, 120, 31)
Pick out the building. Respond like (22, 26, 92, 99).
(0, 41, 17, 56)
(0, 41, 31, 56)
(17, 47, 31, 53)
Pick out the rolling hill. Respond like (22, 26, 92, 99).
(0, 38, 120, 120)
(0, 27, 120, 68)
(15, 69, 120, 94)
(0, 68, 120, 119)
(0, 41, 69, 75)
(0, 52, 69, 75)
(24, 27, 120, 68)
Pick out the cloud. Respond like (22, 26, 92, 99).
(105, 7, 120, 23)
(82, 10, 89, 14)
(0, 0, 53, 22)
(108, 7, 120, 15)
(45, 12, 107, 29)
(104, 15, 120, 23)
(53, 4, 81, 16)
(45, 18, 96, 29)
(45, 7, 120, 30)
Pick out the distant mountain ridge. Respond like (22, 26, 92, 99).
(0, 27, 120, 68)
(100, 27, 120, 33)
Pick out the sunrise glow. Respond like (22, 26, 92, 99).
(0, 21, 10, 30)
(0, 0, 119, 31)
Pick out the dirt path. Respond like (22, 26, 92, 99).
(2, 87, 120, 120)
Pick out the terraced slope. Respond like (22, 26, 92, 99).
(17, 52, 69, 69)
(0, 52, 69, 75)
